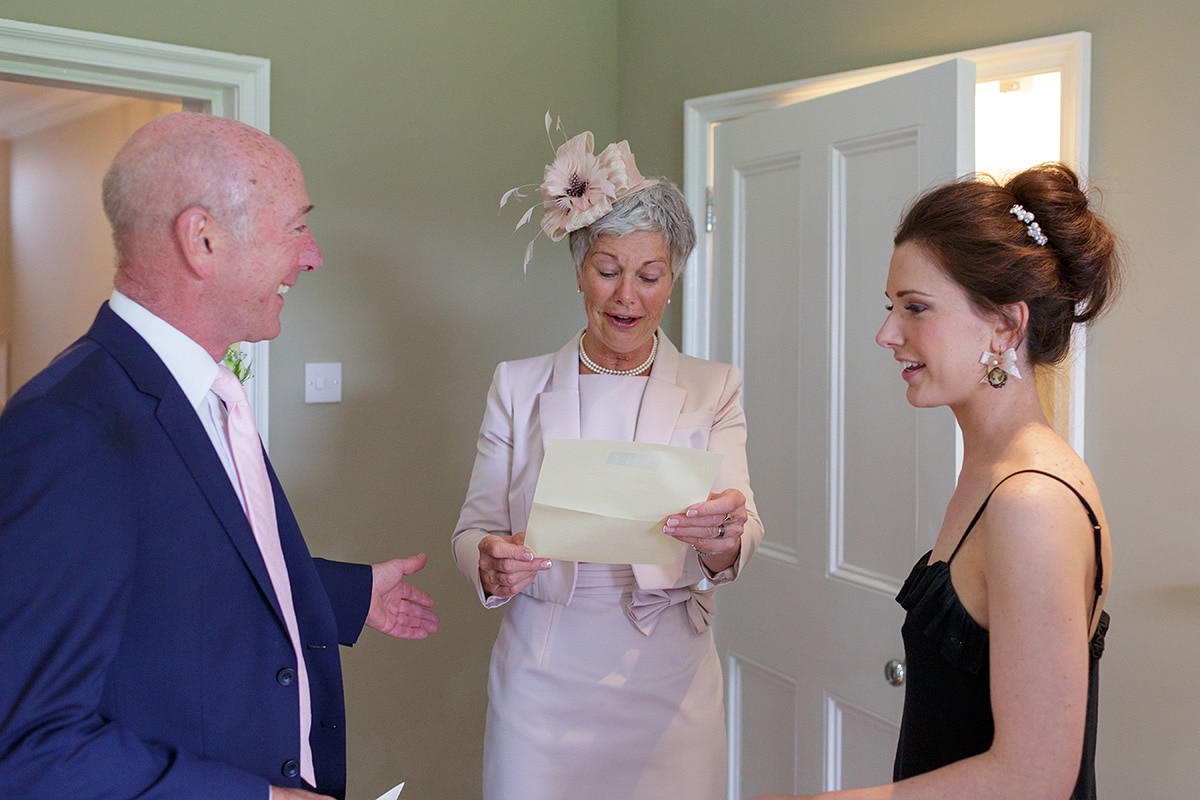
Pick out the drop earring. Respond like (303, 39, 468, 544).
(979, 348, 1022, 388)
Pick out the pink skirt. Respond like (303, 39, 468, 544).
(483, 563, 727, 800)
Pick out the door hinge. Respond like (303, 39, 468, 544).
(705, 186, 715, 232)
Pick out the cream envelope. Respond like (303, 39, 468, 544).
(372, 782, 404, 800)
(524, 439, 723, 565)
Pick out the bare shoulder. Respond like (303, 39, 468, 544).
(981, 458, 1108, 586)
(996, 465, 1095, 507)
(974, 451, 1112, 645)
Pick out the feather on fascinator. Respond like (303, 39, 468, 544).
(500, 111, 658, 271)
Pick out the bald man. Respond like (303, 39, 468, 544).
(0, 113, 437, 800)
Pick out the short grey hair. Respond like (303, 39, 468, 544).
(567, 180, 697, 277)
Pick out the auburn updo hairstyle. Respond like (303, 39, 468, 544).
(894, 163, 1121, 365)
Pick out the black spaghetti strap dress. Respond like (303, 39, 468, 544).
(893, 470, 1108, 799)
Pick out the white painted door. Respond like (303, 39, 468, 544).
(710, 60, 975, 797)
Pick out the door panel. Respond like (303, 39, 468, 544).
(712, 59, 974, 795)
(828, 695, 898, 790)
(730, 657, 799, 799)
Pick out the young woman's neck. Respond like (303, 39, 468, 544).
(952, 381, 1051, 468)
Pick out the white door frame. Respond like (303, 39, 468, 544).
(0, 17, 274, 442)
(683, 31, 1091, 452)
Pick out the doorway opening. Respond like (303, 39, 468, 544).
(0, 81, 182, 404)
(0, 17, 271, 438)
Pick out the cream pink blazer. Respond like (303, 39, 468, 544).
(452, 330, 763, 608)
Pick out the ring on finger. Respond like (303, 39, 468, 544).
(717, 524, 726, 538)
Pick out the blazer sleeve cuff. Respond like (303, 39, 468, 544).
(312, 558, 373, 645)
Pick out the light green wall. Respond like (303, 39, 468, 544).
(3, 1, 1198, 797)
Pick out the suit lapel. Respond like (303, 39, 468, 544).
(89, 304, 287, 624)
(158, 398, 286, 622)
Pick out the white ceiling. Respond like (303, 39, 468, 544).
(0, 80, 124, 140)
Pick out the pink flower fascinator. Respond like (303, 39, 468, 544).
(501, 111, 658, 271)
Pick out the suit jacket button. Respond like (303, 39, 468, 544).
(281, 759, 300, 778)
(277, 667, 297, 686)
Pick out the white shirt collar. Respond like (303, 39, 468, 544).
(108, 290, 220, 409)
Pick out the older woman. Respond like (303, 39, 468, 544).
(757, 163, 1119, 800)
(452, 128, 763, 800)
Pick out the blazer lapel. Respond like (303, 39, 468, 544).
(90, 304, 286, 624)
(538, 334, 583, 446)
(527, 335, 586, 604)
(541, 329, 685, 447)
(633, 333, 686, 446)
(633, 382, 686, 444)
(633, 333, 688, 587)
(158, 399, 286, 623)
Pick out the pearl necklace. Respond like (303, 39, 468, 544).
(579, 330, 658, 376)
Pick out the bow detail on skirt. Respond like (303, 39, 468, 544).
(625, 586, 715, 636)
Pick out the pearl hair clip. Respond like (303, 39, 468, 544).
(1009, 203, 1048, 246)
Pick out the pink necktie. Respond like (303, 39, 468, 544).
(211, 365, 315, 786)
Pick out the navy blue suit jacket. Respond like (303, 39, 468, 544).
(0, 303, 373, 799)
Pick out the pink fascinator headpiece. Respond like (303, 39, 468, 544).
(500, 111, 658, 271)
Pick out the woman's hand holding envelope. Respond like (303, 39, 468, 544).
(478, 532, 553, 599)
(662, 488, 747, 573)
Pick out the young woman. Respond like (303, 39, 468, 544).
(758, 163, 1120, 800)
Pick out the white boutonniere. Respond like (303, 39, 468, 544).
(223, 346, 252, 384)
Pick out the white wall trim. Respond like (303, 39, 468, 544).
(0, 17, 273, 443)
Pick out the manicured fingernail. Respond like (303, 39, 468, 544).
(541, 560, 552, 568)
